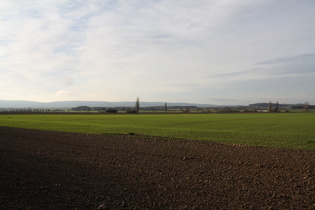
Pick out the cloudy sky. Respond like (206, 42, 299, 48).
(1, 0, 315, 105)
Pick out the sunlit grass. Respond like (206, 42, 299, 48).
(0, 113, 314, 150)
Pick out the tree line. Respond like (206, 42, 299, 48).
(1, 98, 313, 113)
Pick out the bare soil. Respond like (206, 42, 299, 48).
(0, 126, 314, 209)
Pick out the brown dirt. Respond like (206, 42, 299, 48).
(0, 126, 314, 209)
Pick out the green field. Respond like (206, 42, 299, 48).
(0, 113, 314, 150)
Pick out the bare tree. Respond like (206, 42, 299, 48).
(268, 101, 272, 113)
(135, 97, 140, 113)
(275, 101, 279, 112)
(304, 102, 310, 112)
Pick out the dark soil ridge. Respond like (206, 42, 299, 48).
(0, 126, 314, 209)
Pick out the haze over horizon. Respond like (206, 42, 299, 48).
(1, 0, 315, 105)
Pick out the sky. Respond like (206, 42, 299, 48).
(0, 0, 315, 105)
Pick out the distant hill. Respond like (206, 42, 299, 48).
(0, 100, 218, 109)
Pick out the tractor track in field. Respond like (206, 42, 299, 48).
(0, 126, 314, 209)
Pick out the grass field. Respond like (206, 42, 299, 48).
(0, 113, 314, 150)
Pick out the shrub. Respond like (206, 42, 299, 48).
(126, 110, 137, 113)
(105, 108, 118, 113)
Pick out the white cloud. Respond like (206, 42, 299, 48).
(1, 0, 315, 104)
(56, 90, 71, 96)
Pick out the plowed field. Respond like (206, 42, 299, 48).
(1, 126, 314, 209)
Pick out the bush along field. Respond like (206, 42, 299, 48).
(0, 113, 314, 150)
